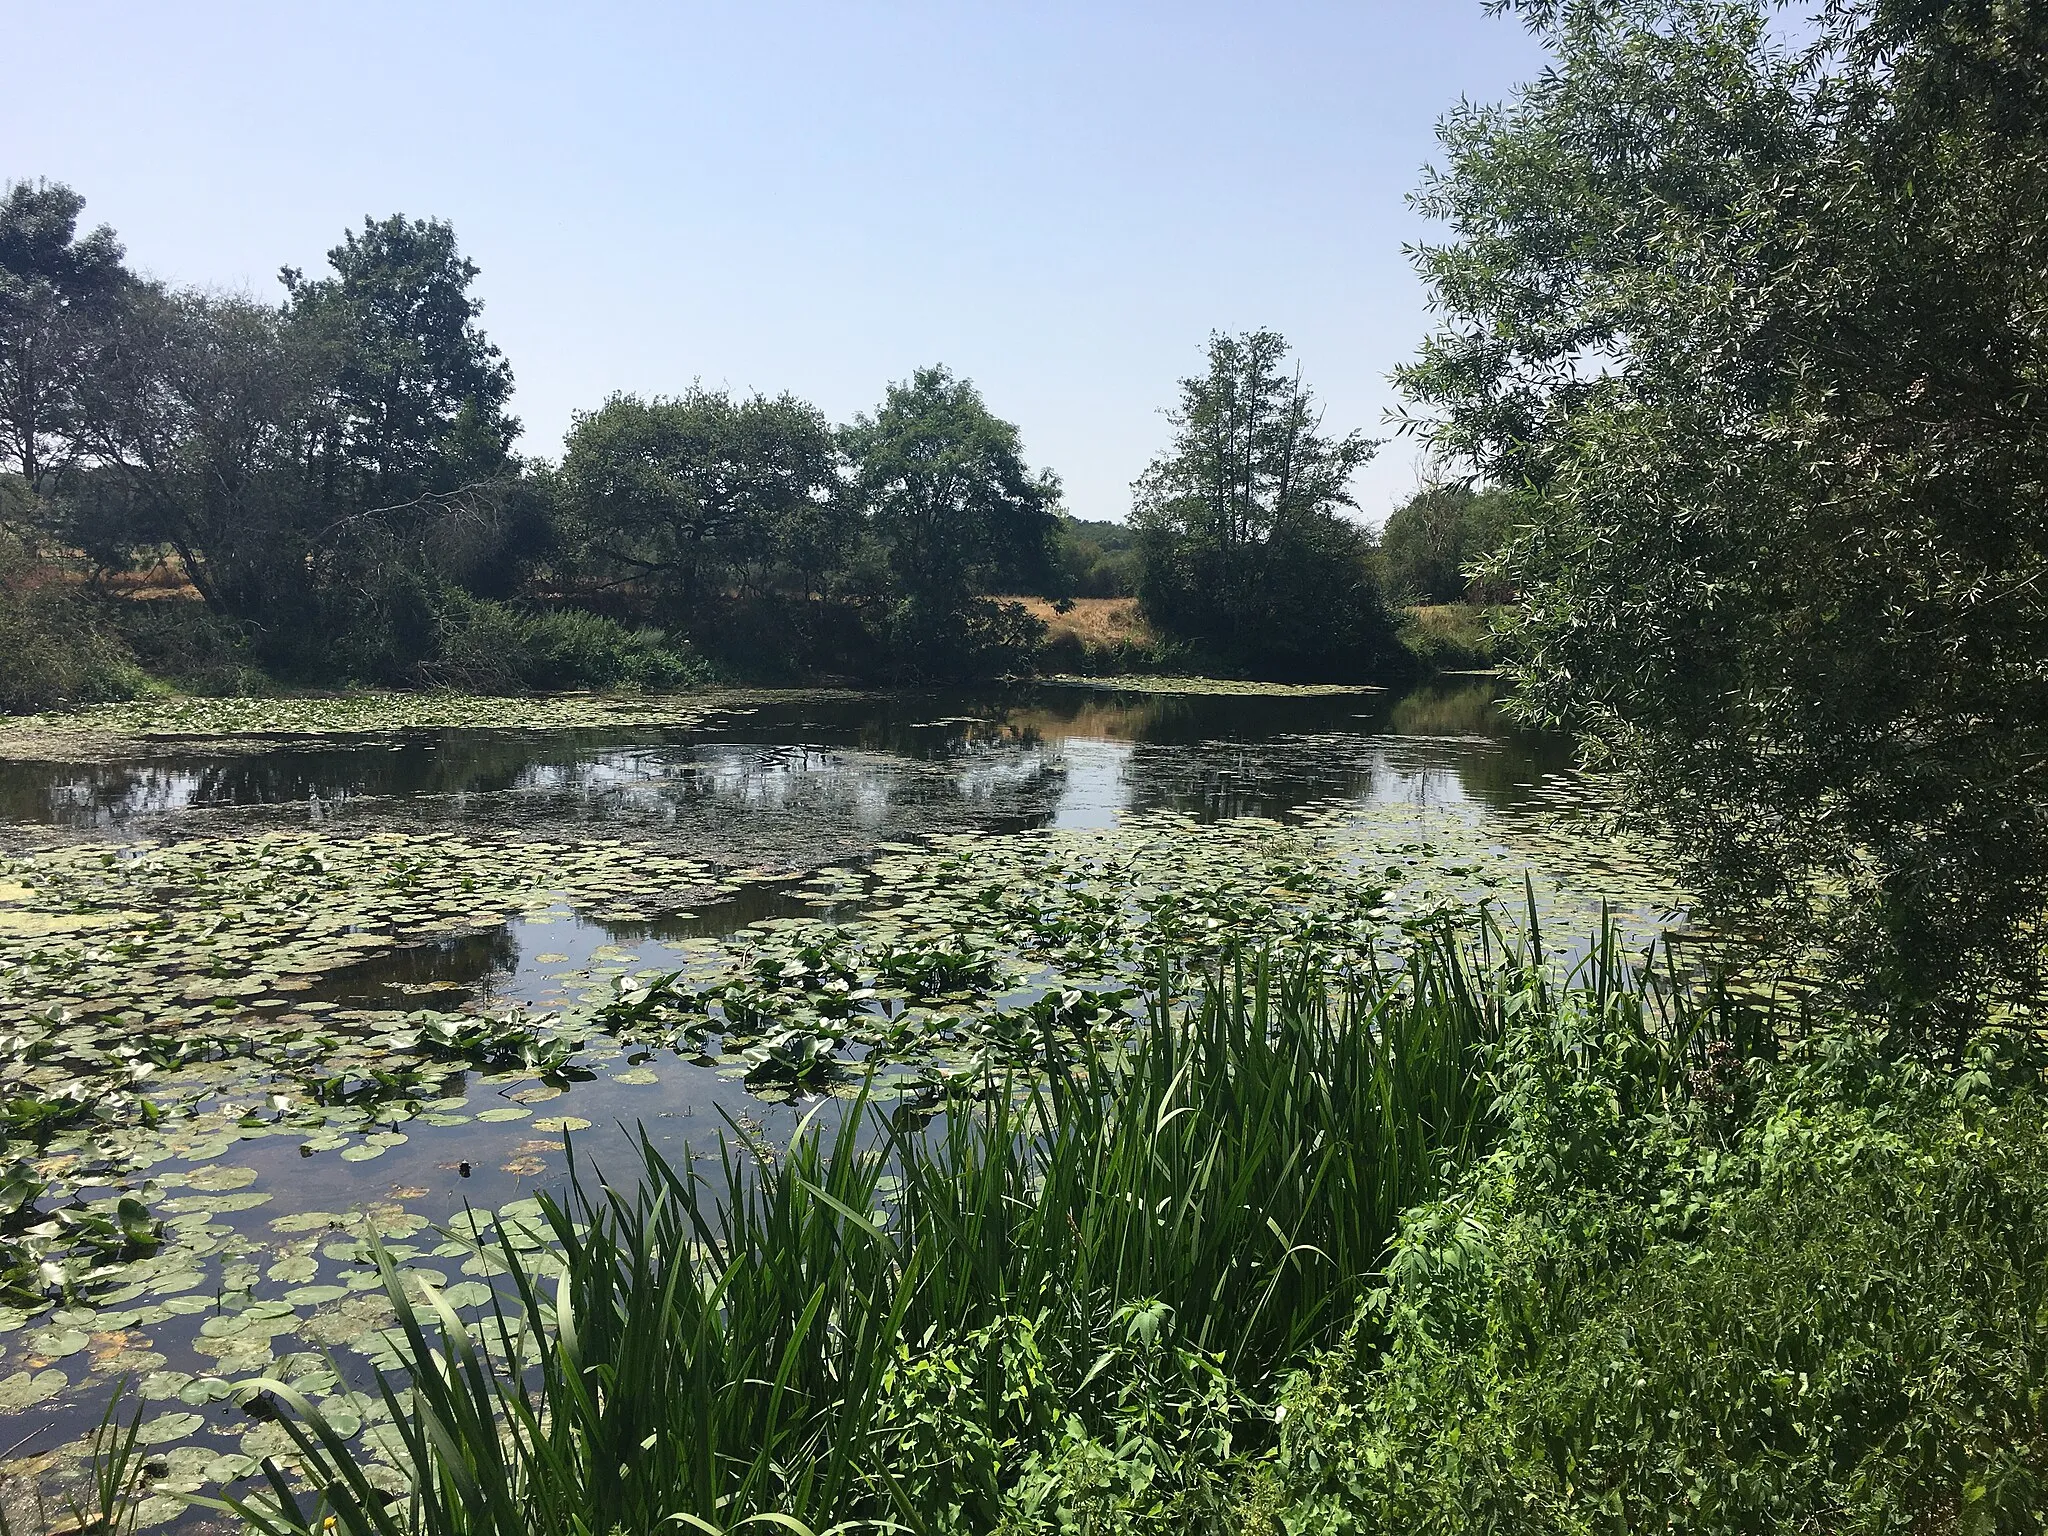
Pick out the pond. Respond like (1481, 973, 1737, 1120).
(0, 678, 1674, 1527)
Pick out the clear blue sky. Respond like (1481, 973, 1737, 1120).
(5, 2, 1548, 524)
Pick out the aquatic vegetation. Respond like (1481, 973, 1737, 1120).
(206, 928, 1528, 1536)
(409, 1012, 581, 1076)
(1044, 675, 1379, 697)
(0, 690, 767, 762)
(0, 692, 1691, 1523)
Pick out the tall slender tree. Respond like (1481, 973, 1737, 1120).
(282, 214, 518, 514)
(1135, 330, 1392, 679)
(0, 181, 131, 500)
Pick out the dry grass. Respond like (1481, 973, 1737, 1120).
(1005, 595, 1153, 648)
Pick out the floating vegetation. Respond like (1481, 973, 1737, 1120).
(0, 687, 866, 764)
(0, 688, 1691, 1527)
(1043, 674, 1380, 696)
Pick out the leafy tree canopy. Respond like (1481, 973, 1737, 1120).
(0, 180, 131, 496)
(1136, 329, 1397, 680)
(1404, 0, 2048, 1030)
(841, 366, 1059, 676)
(559, 388, 846, 609)
(843, 365, 1059, 604)
(1379, 482, 1515, 604)
(282, 214, 517, 508)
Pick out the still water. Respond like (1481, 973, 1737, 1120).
(0, 679, 1564, 843)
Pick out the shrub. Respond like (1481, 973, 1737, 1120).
(426, 590, 709, 693)
(107, 597, 268, 696)
(0, 537, 144, 713)
(1396, 605, 1501, 672)
(1269, 1023, 2048, 1533)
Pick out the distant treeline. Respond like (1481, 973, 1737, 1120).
(0, 183, 1507, 706)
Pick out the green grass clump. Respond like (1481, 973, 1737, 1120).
(208, 937, 1511, 1536)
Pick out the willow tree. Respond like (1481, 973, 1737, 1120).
(1405, 0, 2048, 1033)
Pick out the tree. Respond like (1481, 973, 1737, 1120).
(559, 389, 845, 613)
(1379, 482, 1514, 604)
(842, 365, 1059, 675)
(282, 214, 517, 512)
(69, 286, 335, 624)
(1402, 0, 2048, 1031)
(0, 181, 130, 500)
(1135, 330, 1396, 679)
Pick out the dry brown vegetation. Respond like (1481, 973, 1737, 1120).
(1006, 595, 1154, 649)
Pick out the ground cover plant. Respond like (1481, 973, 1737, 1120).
(1263, 1009, 2048, 1533)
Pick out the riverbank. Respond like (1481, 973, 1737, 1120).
(2, 559, 1499, 714)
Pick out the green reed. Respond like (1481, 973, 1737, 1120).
(208, 922, 1681, 1536)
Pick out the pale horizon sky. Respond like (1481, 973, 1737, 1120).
(4, 2, 1550, 525)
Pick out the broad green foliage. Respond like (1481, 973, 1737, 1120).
(1377, 484, 1513, 606)
(1267, 1017, 2048, 1533)
(1136, 331, 1400, 683)
(1052, 515, 1141, 599)
(1402, 0, 2048, 1028)
(558, 389, 849, 612)
(423, 592, 706, 694)
(843, 364, 1061, 680)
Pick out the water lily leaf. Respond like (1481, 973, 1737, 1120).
(0, 1367, 66, 1409)
(184, 1164, 260, 1192)
(26, 1325, 88, 1357)
(137, 1410, 205, 1444)
(138, 1369, 196, 1400)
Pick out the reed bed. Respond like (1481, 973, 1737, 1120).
(206, 926, 1687, 1536)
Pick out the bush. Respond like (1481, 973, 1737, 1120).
(1268, 1021, 2048, 1534)
(1396, 605, 1500, 672)
(0, 537, 144, 713)
(426, 590, 709, 693)
(1378, 486, 1514, 605)
(107, 598, 268, 696)
(886, 594, 1047, 682)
